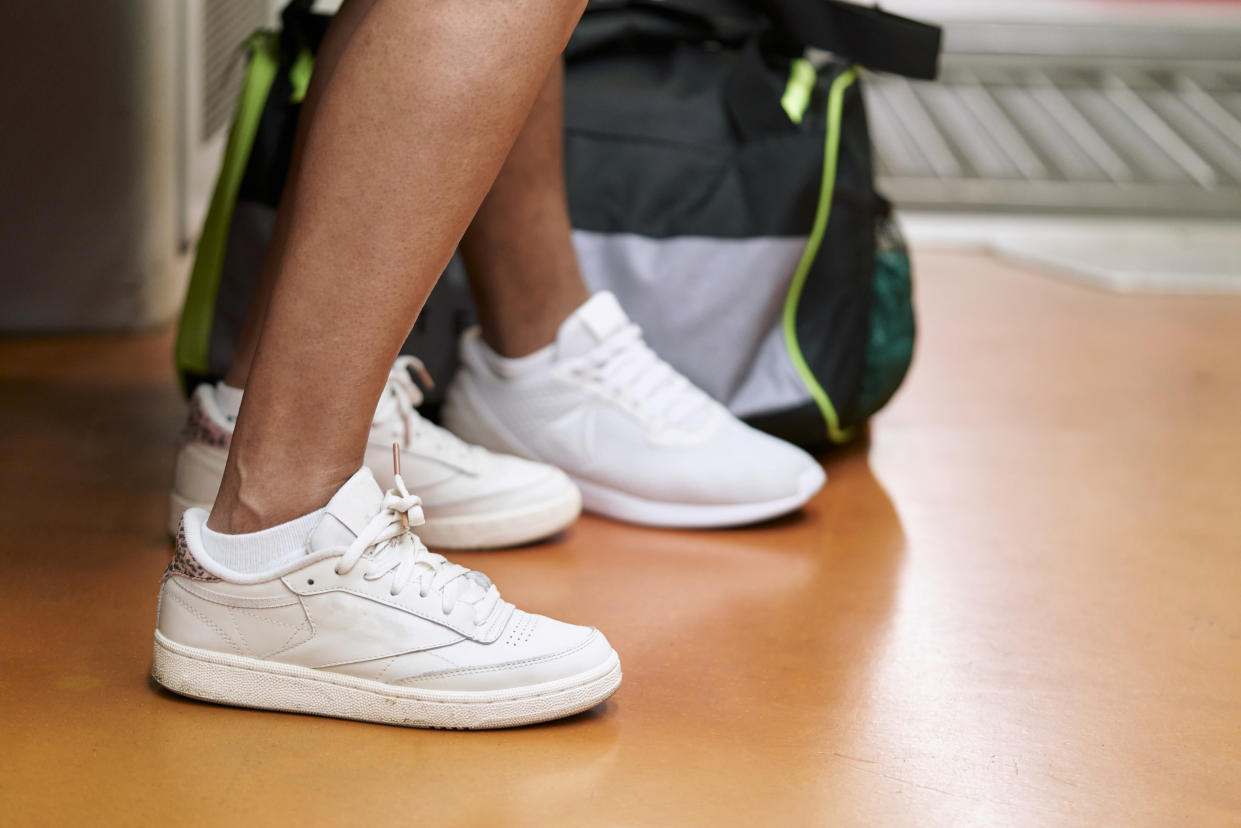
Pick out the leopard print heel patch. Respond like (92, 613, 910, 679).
(164, 523, 221, 583)
(176, 391, 232, 452)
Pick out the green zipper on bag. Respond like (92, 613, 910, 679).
(289, 47, 314, 103)
(781, 58, 817, 124)
(781, 65, 858, 444)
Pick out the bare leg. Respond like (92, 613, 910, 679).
(460, 61, 590, 358)
(223, 0, 376, 390)
(227, 56, 588, 383)
(210, 0, 586, 533)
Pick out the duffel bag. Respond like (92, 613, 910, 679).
(174, 0, 939, 448)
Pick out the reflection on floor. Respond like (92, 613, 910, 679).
(2, 251, 1238, 825)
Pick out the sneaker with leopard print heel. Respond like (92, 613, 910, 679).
(153, 467, 621, 729)
(170, 357, 582, 549)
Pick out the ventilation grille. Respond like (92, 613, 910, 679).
(201, 0, 269, 140)
(865, 24, 1241, 217)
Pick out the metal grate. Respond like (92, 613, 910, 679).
(201, 0, 269, 140)
(864, 22, 1241, 217)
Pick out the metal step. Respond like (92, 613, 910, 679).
(864, 18, 1241, 217)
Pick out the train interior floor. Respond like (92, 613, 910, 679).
(1, 250, 1238, 825)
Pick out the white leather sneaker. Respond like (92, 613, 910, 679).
(170, 357, 581, 549)
(441, 292, 826, 528)
(153, 467, 621, 729)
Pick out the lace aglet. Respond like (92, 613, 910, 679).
(412, 360, 435, 390)
(392, 442, 410, 530)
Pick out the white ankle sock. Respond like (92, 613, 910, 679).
(215, 382, 244, 421)
(200, 508, 325, 574)
(480, 341, 553, 378)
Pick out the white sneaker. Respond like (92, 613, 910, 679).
(170, 357, 582, 549)
(153, 467, 621, 729)
(441, 292, 826, 528)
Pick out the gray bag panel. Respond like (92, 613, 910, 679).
(573, 229, 809, 413)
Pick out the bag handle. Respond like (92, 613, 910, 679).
(763, 0, 941, 81)
(575, 0, 940, 80)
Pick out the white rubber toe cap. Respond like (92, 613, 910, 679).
(725, 426, 825, 505)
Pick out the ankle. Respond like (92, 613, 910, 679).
(480, 326, 555, 359)
(477, 288, 590, 358)
(200, 507, 325, 573)
(208, 463, 357, 534)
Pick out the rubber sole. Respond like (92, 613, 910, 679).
(169, 485, 581, 550)
(152, 631, 621, 730)
(572, 464, 826, 529)
(443, 372, 826, 529)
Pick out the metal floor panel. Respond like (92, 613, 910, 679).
(865, 20, 1241, 217)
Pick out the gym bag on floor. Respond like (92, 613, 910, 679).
(174, 0, 940, 448)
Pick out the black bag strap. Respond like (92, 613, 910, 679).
(279, 0, 332, 64)
(722, 0, 940, 139)
(762, 0, 940, 80)
(575, 0, 940, 79)
(566, 5, 727, 61)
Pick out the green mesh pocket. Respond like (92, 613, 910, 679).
(856, 215, 915, 418)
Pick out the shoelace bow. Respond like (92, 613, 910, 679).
(383, 356, 475, 462)
(334, 474, 500, 624)
(584, 324, 712, 429)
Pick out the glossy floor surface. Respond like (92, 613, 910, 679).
(2, 251, 1239, 826)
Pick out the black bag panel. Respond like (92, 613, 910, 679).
(237, 1, 330, 208)
(209, 202, 277, 380)
(237, 33, 306, 208)
(742, 400, 833, 450)
(237, 88, 299, 208)
(566, 41, 743, 150)
(793, 80, 876, 433)
(400, 257, 476, 406)
(565, 43, 847, 239)
(796, 201, 876, 436)
(566, 131, 825, 239)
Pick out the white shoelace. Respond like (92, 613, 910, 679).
(379, 356, 477, 464)
(334, 474, 500, 624)
(580, 324, 713, 429)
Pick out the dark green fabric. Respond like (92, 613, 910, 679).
(855, 217, 915, 420)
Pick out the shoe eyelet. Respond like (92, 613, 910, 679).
(307, 579, 314, 585)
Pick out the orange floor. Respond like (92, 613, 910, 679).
(2, 250, 1239, 826)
